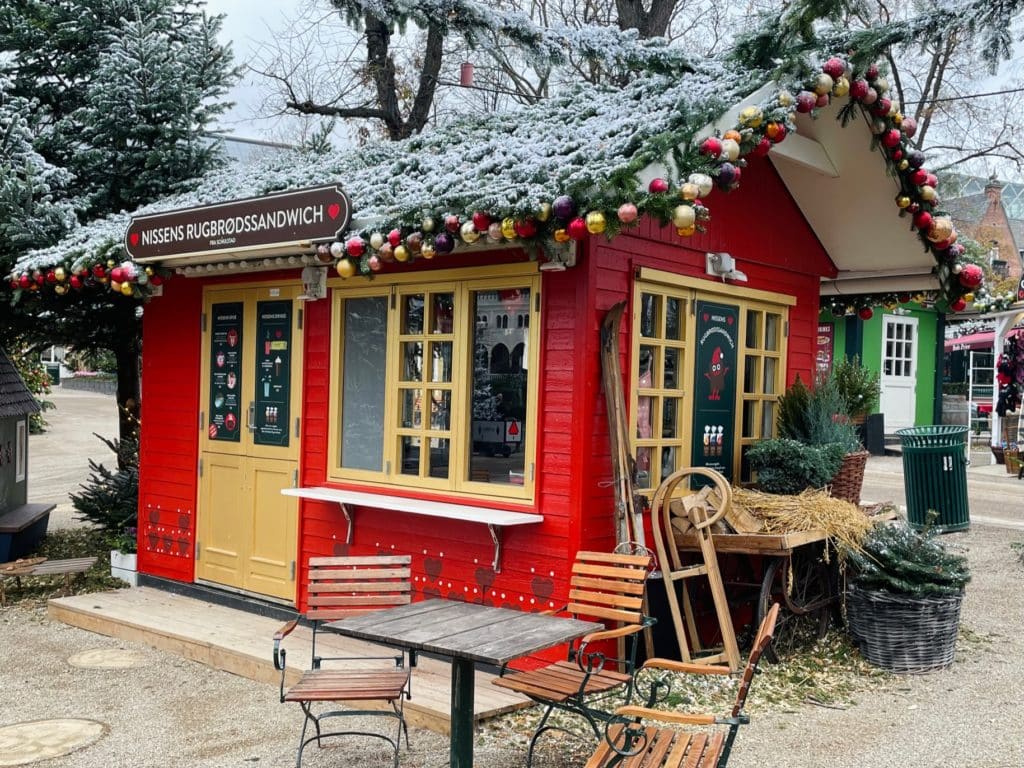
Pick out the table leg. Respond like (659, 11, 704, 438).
(450, 657, 475, 768)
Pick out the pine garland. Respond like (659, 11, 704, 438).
(845, 521, 971, 597)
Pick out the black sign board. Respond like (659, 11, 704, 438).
(691, 301, 739, 482)
(125, 185, 352, 262)
(254, 300, 292, 447)
(208, 302, 243, 442)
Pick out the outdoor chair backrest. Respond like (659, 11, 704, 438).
(305, 555, 412, 622)
(730, 601, 779, 718)
(567, 550, 650, 625)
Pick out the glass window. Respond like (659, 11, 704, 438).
(15, 418, 27, 482)
(332, 276, 539, 499)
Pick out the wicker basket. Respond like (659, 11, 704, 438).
(846, 584, 963, 673)
(1006, 451, 1021, 475)
(828, 450, 869, 505)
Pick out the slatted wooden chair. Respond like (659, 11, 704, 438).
(584, 602, 780, 768)
(492, 550, 654, 767)
(273, 555, 414, 768)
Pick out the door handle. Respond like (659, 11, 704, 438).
(247, 401, 256, 432)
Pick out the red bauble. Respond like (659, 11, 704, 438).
(849, 79, 869, 100)
(514, 218, 538, 238)
(34, 273, 44, 286)
(909, 169, 928, 186)
(881, 129, 902, 149)
(767, 123, 787, 143)
(387, 229, 401, 247)
(913, 211, 933, 230)
(858, 307, 874, 320)
(950, 297, 967, 312)
(908, 202, 920, 213)
(70, 276, 82, 290)
(796, 90, 817, 113)
(92, 264, 106, 278)
(346, 237, 366, 257)
(898, 293, 911, 304)
(932, 239, 951, 251)
(816, 93, 830, 108)
(45, 270, 57, 284)
(891, 149, 903, 162)
(150, 275, 163, 287)
(866, 63, 880, 80)
(871, 97, 891, 117)
(444, 215, 460, 233)
(648, 178, 670, 194)
(566, 217, 588, 240)
(18, 274, 30, 289)
(110, 267, 125, 283)
(752, 137, 772, 157)
(698, 138, 722, 157)
(958, 264, 984, 289)
(471, 211, 491, 232)
(925, 173, 938, 188)
(822, 57, 846, 79)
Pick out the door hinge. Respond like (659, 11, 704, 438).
(290, 560, 296, 581)
(294, 417, 301, 438)
(201, 313, 207, 333)
(198, 457, 203, 477)
(292, 469, 298, 487)
(298, 308, 303, 330)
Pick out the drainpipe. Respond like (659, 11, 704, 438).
(934, 311, 945, 425)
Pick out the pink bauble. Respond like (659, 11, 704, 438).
(617, 203, 639, 224)
(901, 117, 918, 138)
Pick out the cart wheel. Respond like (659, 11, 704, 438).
(757, 550, 831, 663)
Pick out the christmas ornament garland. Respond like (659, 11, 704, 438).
(9, 54, 976, 312)
(822, 291, 938, 319)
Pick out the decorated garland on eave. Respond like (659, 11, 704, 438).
(821, 291, 939, 320)
(8, 55, 983, 312)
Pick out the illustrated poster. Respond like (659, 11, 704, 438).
(254, 300, 292, 447)
(208, 302, 243, 442)
(816, 323, 835, 376)
(691, 301, 739, 483)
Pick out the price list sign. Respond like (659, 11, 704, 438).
(209, 303, 243, 441)
(254, 300, 292, 447)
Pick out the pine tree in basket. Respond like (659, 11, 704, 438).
(846, 520, 971, 597)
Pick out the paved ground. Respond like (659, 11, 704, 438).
(27, 388, 119, 530)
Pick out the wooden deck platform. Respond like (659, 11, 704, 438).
(48, 587, 530, 735)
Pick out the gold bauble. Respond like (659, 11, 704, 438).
(536, 202, 552, 222)
(421, 217, 435, 233)
(777, 90, 794, 107)
(679, 183, 699, 201)
(145, 266, 154, 277)
(394, 244, 410, 262)
(927, 215, 954, 242)
(676, 225, 695, 237)
(896, 196, 911, 209)
(964, 292, 975, 302)
(919, 185, 937, 203)
(814, 73, 834, 96)
(54, 284, 67, 295)
(421, 244, 436, 259)
(739, 105, 763, 128)
(336, 259, 357, 278)
(501, 218, 517, 240)
(110, 280, 122, 292)
(899, 159, 910, 171)
(553, 228, 570, 244)
(585, 211, 607, 235)
(672, 205, 695, 229)
(460, 221, 480, 244)
(120, 281, 134, 296)
(892, 112, 902, 125)
(833, 76, 850, 97)
(875, 76, 889, 94)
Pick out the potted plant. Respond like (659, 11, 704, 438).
(109, 524, 138, 586)
(831, 355, 881, 423)
(750, 375, 867, 502)
(844, 520, 970, 673)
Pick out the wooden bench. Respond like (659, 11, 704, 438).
(273, 555, 414, 768)
(282, 487, 542, 572)
(0, 556, 98, 606)
(0, 503, 54, 562)
(584, 603, 780, 768)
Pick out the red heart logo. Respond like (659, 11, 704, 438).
(702, 313, 709, 321)
(129, 232, 139, 247)
(727, 316, 735, 325)
(327, 203, 341, 220)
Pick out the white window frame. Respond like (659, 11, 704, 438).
(15, 417, 27, 482)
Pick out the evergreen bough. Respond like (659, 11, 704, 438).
(846, 521, 971, 598)
(746, 438, 845, 496)
(71, 433, 139, 540)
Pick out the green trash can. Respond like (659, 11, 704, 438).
(44, 362, 60, 386)
(896, 425, 969, 532)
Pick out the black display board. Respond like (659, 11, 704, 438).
(208, 302, 243, 441)
(254, 300, 292, 447)
(691, 300, 739, 482)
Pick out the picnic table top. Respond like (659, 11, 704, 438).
(325, 599, 601, 666)
(0, 556, 98, 577)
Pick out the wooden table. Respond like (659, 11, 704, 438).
(326, 599, 602, 768)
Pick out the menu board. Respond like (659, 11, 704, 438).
(208, 302, 243, 442)
(254, 300, 292, 447)
(690, 301, 739, 483)
(816, 323, 835, 376)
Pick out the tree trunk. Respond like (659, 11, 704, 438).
(111, 305, 142, 470)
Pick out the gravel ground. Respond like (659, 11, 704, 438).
(2, 523, 1022, 767)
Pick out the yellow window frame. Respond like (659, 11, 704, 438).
(327, 266, 541, 502)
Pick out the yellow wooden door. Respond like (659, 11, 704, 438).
(197, 284, 304, 602)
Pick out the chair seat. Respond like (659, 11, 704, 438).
(284, 668, 411, 703)
(585, 724, 725, 768)
(493, 660, 631, 702)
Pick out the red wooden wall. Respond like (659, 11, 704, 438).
(137, 154, 835, 626)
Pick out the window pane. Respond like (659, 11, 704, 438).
(401, 389, 420, 428)
(761, 400, 776, 437)
(742, 401, 756, 439)
(636, 447, 652, 490)
(746, 310, 761, 349)
(341, 296, 388, 471)
(400, 436, 420, 475)
(640, 293, 660, 338)
(429, 389, 451, 430)
(765, 314, 780, 352)
(429, 438, 450, 478)
(402, 294, 424, 334)
(661, 447, 676, 481)
(662, 397, 679, 439)
(469, 288, 529, 486)
(664, 348, 679, 389)
(763, 357, 778, 395)
(666, 298, 682, 340)
(402, 342, 423, 381)
(639, 346, 655, 387)
(743, 355, 759, 394)
(431, 342, 453, 382)
(431, 293, 454, 334)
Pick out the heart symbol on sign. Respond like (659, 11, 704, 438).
(327, 203, 341, 220)
(129, 232, 140, 247)
(727, 316, 735, 325)
(702, 313, 709, 321)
